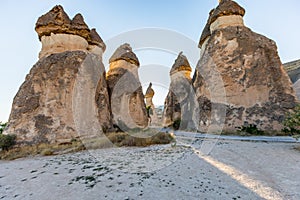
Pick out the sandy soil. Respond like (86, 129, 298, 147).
(0, 139, 299, 200)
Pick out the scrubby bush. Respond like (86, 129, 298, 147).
(283, 104, 300, 139)
(0, 134, 16, 151)
(237, 124, 264, 135)
(172, 119, 181, 130)
(0, 122, 7, 134)
(106, 131, 174, 147)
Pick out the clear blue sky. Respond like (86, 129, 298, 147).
(1, 0, 300, 121)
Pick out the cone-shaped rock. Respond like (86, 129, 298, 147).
(70, 13, 90, 39)
(163, 52, 197, 130)
(193, 0, 297, 133)
(35, 5, 72, 40)
(89, 28, 106, 51)
(107, 43, 148, 130)
(5, 6, 111, 145)
(109, 43, 140, 66)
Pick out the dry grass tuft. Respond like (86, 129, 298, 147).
(0, 130, 175, 160)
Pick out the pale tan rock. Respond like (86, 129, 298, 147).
(39, 33, 89, 59)
(107, 44, 148, 130)
(210, 15, 244, 32)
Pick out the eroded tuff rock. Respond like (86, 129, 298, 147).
(5, 6, 111, 145)
(107, 44, 148, 129)
(36, 5, 105, 59)
(194, 0, 297, 133)
(145, 83, 158, 125)
(163, 52, 197, 130)
(5, 52, 112, 145)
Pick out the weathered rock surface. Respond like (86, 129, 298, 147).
(194, 0, 297, 133)
(107, 44, 148, 129)
(163, 52, 197, 130)
(5, 5, 111, 145)
(36, 5, 105, 59)
(5, 51, 111, 145)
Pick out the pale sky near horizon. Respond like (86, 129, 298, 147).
(0, 0, 300, 122)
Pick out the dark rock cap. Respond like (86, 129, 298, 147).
(210, 0, 245, 25)
(198, 9, 215, 48)
(35, 5, 72, 40)
(89, 28, 106, 51)
(35, 5, 106, 50)
(109, 43, 140, 66)
(145, 83, 155, 98)
(71, 14, 89, 31)
(170, 52, 192, 75)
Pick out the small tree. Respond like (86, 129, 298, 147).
(0, 134, 16, 151)
(0, 122, 7, 134)
(283, 104, 300, 139)
(0, 122, 16, 151)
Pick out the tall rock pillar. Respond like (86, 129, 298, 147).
(193, 0, 297, 133)
(107, 43, 148, 130)
(5, 5, 112, 144)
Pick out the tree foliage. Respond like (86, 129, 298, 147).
(0, 122, 7, 134)
(283, 104, 300, 139)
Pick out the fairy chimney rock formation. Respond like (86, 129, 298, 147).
(5, 5, 111, 145)
(145, 83, 155, 107)
(194, 0, 297, 133)
(145, 83, 159, 124)
(36, 5, 106, 59)
(163, 52, 196, 130)
(107, 43, 148, 130)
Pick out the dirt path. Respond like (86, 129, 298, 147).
(0, 140, 299, 200)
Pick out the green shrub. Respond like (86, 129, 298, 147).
(283, 105, 300, 138)
(237, 124, 264, 135)
(172, 119, 181, 130)
(0, 134, 16, 151)
(0, 122, 7, 134)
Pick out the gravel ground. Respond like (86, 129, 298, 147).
(0, 139, 299, 200)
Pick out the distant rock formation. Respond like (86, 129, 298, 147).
(5, 5, 111, 145)
(145, 83, 158, 125)
(194, 0, 297, 133)
(283, 59, 300, 99)
(163, 52, 197, 130)
(284, 59, 300, 83)
(107, 43, 148, 130)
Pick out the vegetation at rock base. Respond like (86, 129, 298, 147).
(172, 119, 181, 130)
(283, 104, 300, 140)
(236, 124, 264, 135)
(106, 131, 174, 147)
(0, 129, 175, 160)
(0, 122, 16, 151)
(0, 134, 16, 151)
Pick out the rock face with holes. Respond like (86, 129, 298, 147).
(163, 52, 197, 130)
(4, 5, 111, 145)
(106, 43, 148, 130)
(194, 0, 297, 133)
